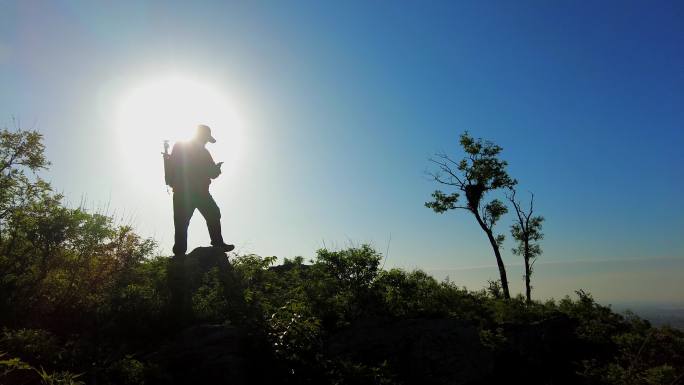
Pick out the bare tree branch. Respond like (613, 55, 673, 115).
(428, 157, 465, 186)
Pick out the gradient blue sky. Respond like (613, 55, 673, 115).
(1, 1, 682, 304)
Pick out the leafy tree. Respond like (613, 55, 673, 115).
(0, 126, 51, 234)
(0, 126, 157, 332)
(507, 189, 544, 303)
(314, 245, 381, 292)
(308, 245, 383, 327)
(425, 132, 517, 298)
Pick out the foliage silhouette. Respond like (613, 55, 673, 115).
(507, 189, 544, 303)
(426, 131, 517, 299)
(0, 126, 51, 223)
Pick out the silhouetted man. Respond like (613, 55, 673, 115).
(169, 124, 234, 256)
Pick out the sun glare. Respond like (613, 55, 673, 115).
(115, 75, 244, 192)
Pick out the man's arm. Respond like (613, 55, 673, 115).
(205, 148, 222, 179)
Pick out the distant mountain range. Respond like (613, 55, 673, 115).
(611, 303, 684, 330)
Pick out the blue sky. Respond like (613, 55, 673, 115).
(1, 1, 682, 304)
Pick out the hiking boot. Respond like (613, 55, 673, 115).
(213, 243, 235, 252)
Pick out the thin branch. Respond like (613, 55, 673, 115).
(528, 191, 535, 215)
(427, 171, 459, 187)
(507, 189, 526, 228)
(428, 157, 465, 186)
(436, 152, 462, 168)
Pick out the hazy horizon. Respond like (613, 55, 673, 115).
(1, 1, 682, 305)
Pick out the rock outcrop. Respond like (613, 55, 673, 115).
(166, 247, 243, 325)
(145, 248, 275, 385)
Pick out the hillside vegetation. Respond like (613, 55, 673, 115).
(1, 128, 683, 385)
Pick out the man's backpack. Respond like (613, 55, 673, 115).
(162, 140, 175, 187)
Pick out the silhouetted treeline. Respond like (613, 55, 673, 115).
(1, 127, 683, 385)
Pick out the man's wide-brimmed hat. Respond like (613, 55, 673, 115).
(196, 124, 216, 143)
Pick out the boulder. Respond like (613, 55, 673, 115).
(166, 247, 243, 326)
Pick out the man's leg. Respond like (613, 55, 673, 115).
(172, 191, 195, 255)
(196, 191, 232, 250)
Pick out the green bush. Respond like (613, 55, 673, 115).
(192, 267, 231, 322)
(106, 355, 146, 385)
(1, 328, 67, 368)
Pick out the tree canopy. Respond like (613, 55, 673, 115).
(426, 132, 517, 299)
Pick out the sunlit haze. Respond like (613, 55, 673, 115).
(116, 75, 245, 189)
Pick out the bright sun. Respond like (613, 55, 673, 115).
(115, 75, 244, 191)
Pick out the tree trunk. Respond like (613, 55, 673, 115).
(523, 235, 532, 303)
(473, 211, 510, 299)
(524, 255, 531, 303)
